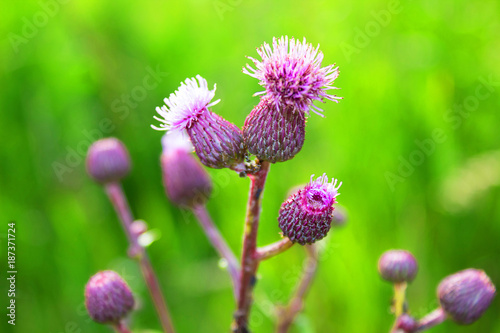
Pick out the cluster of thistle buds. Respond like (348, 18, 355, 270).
(378, 249, 496, 332)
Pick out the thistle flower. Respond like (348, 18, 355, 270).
(378, 250, 418, 284)
(437, 269, 496, 325)
(85, 270, 135, 324)
(152, 75, 246, 170)
(86, 138, 131, 184)
(160, 131, 212, 207)
(243, 36, 342, 115)
(243, 36, 341, 162)
(278, 174, 341, 245)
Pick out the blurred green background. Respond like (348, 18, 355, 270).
(1, 0, 499, 332)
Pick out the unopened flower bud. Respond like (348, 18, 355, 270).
(85, 270, 135, 324)
(378, 250, 418, 284)
(278, 174, 341, 245)
(437, 268, 496, 325)
(395, 314, 418, 332)
(152, 75, 246, 170)
(86, 138, 131, 183)
(161, 131, 212, 207)
(243, 97, 305, 163)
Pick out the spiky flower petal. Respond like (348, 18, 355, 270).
(243, 36, 341, 116)
(152, 76, 246, 169)
(278, 174, 341, 245)
(152, 75, 220, 131)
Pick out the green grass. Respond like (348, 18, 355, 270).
(1, 0, 499, 332)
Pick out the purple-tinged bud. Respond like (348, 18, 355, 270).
(85, 270, 135, 324)
(152, 75, 246, 170)
(187, 109, 246, 170)
(161, 131, 212, 207)
(378, 250, 418, 283)
(437, 268, 496, 325)
(243, 96, 305, 163)
(86, 138, 131, 184)
(278, 174, 341, 245)
(395, 314, 418, 332)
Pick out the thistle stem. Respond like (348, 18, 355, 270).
(232, 161, 270, 332)
(191, 204, 241, 298)
(393, 282, 407, 317)
(415, 307, 447, 332)
(276, 244, 319, 333)
(105, 182, 176, 333)
(113, 321, 132, 333)
(255, 238, 294, 261)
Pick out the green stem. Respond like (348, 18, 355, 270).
(393, 282, 407, 317)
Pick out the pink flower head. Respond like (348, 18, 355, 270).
(153, 76, 246, 170)
(279, 174, 342, 245)
(302, 174, 342, 210)
(152, 75, 220, 131)
(243, 36, 341, 116)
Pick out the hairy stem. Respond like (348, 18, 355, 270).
(113, 321, 132, 333)
(256, 238, 294, 261)
(105, 182, 176, 333)
(415, 307, 447, 332)
(232, 161, 270, 332)
(192, 204, 240, 298)
(276, 244, 319, 333)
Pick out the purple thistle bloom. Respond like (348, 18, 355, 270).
(85, 270, 135, 324)
(278, 174, 341, 245)
(243, 36, 341, 116)
(378, 250, 418, 284)
(437, 268, 496, 325)
(152, 75, 246, 170)
(160, 131, 213, 207)
(243, 36, 341, 163)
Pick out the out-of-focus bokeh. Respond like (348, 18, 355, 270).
(1, 1, 499, 332)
